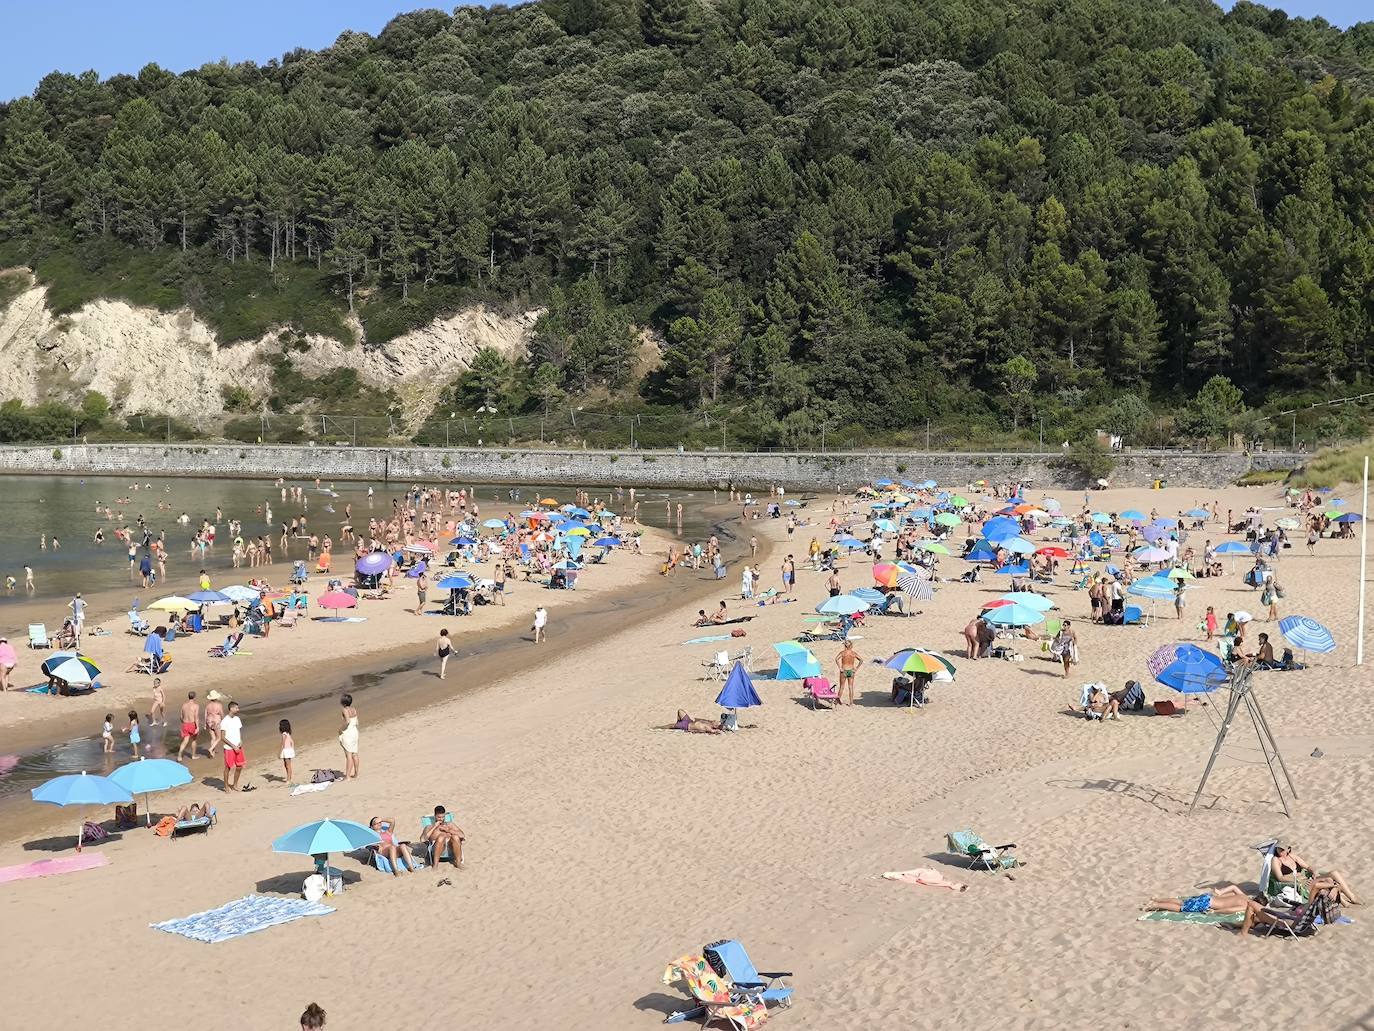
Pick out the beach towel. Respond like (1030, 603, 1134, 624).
(684, 635, 733, 645)
(883, 868, 968, 891)
(290, 781, 331, 796)
(1138, 911, 1242, 925)
(151, 894, 334, 943)
(0, 852, 109, 884)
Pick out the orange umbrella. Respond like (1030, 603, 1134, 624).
(539, 497, 557, 506)
(871, 563, 902, 588)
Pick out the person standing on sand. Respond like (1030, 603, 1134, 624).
(177, 692, 200, 761)
(220, 701, 245, 791)
(69, 593, 86, 646)
(835, 640, 863, 705)
(437, 628, 453, 679)
(0, 636, 15, 692)
(150, 677, 165, 725)
(750, 535, 758, 558)
(781, 555, 795, 595)
(533, 605, 547, 643)
(204, 691, 225, 758)
(338, 694, 360, 779)
(1051, 621, 1078, 678)
(415, 569, 428, 616)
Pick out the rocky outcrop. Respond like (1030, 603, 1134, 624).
(0, 270, 541, 431)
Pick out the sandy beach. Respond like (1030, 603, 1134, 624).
(3, 483, 1373, 1030)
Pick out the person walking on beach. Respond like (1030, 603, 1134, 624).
(415, 569, 428, 616)
(124, 710, 141, 757)
(177, 692, 200, 761)
(1051, 621, 1078, 678)
(494, 563, 506, 605)
(221, 701, 245, 791)
(750, 535, 758, 558)
(338, 694, 360, 779)
(1262, 578, 1281, 622)
(437, 628, 453, 679)
(23, 565, 33, 591)
(0, 636, 15, 692)
(1173, 581, 1186, 621)
(532, 605, 547, 643)
(835, 640, 863, 705)
(68, 593, 86, 646)
(204, 691, 225, 758)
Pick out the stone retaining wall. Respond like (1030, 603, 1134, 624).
(0, 443, 1302, 490)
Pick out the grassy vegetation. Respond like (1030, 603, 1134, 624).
(0, 269, 29, 310)
(358, 284, 504, 344)
(1296, 439, 1374, 489)
(1236, 469, 1291, 486)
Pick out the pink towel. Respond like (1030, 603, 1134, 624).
(0, 852, 109, 884)
(882, 867, 967, 891)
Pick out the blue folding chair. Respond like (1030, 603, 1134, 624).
(706, 940, 793, 1010)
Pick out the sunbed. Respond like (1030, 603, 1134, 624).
(27, 623, 49, 649)
(806, 676, 838, 710)
(946, 829, 1019, 871)
(172, 808, 217, 839)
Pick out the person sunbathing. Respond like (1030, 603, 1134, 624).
(1270, 844, 1362, 905)
(423, 805, 465, 869)
(175, 801, 210, 822)
(673, 709, 722, 734)
(1142, 883, 1254, 916)
(1083, 685, 1120, 721)
(368, 816, 417, 875)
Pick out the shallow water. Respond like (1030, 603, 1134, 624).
(0, 474, 708, 603)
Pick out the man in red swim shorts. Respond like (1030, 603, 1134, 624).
(176, 691, 200, 761)
(220, 700, 246, 791)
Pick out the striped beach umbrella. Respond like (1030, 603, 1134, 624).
(1278, 615, 1335, 654)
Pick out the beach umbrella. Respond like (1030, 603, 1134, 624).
(436, 574, 474, 590)
(539, 497, 558, 506)
(835, 536, 868, 550)
(482, 518, 508, 529)
(1148, 643, 1227, 695)
(873, 519, 897, 534)
(872, 563, 902, 588)
(1036, 546, 1069, 559)
(1090, 512, 1111, 524)
(851, 587, 886, 604)
(999, 592, 1054, 611)
(982, 517, 1019, 540)
(994, 562, 1031, 576)
(885, 650, 950, 681)
(965, 541, 998, 563)
(816, 595, 870, 616)
(1166, 567, 1194, 580)
(1121, 510, 1146, 522)
(1128, 577, 1176, 600)
(272, 819, 381, 877)
(715, 662, 762, 710)
(552, 560, 582, 571)
(1134, 546, 1171, 564)
(1278, 615, 1336, 654)
(403, 542, 434, 554)
(898, 573, 934, 600)
(1041, 498, 1062, 511)
(354, 553, 393, 576)
(1331, 498, 1346, 507)
(1336, 513, 1363, 524)
(32, 771, 132, 851)
(1215, 542, 1251, 554)
(147, 596, 197, 613)
(919, 541, 950, 555)
(933, 512, 961, 527)
(1000, 537, 1035, 555)
(1051, 517, 1074, 527)
(949, 495, 970, 508)
(187, 590, 230, 605)
(906, 507, 934, 523)
(1234, 610, 1254, 624)
(1141, 526, 1169, 544)
(593, 537, 622, 548)
(772, 643, 821, 680)
(318, 591, 357, 610)
(449, 536, 477, 547)
(1275, 517, 1299, 530)
(983, 604, 1045, 626)
(110, 758, 193, 826)
(570, 507, 591, 518)
(874, 479, 893, 488)
(40, 652, 101, 686)
(404, 562, 427, 579)
(1185, 508, 1210, 519)
(565, 527, 591, 537)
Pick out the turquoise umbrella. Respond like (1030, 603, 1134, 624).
(32, 771, 133, 852)
(982, 604, 1045, 626)
(273, 818, 380, 859)
(999, 592, 1054, 611)
(110, 758, 193, 826)
(816, 595, 869, 616)
(772, 642, 821, 680)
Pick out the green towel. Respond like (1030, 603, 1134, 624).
(1138, 910, 1242, 925)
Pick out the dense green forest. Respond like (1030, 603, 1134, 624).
(3, 0, 1374, 450)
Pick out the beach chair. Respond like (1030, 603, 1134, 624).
(172, 808, 216, 839)
(806, 676, 839, 710)
(946, 829, 1019, 871)
(702, 651, 731, 681)
(704, 940, 794, 1012)
(312, 856, 345, 895)
(127, 611, 150, 636)
(27, 623, 49, 649)
(367, 847, 424, 874)
(1077, 683, 1104, 720)
(1254, 890, 1329, 939)
(1122, 605, 1143, 626)
(418, 814, 458, 866)
(662, 954, 770, 1030)
(278, 608, 299, 629)
(730, 645, 753, 672)
(289, 561, 308, 585)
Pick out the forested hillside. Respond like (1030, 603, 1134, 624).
(3, 0, 1374, 449)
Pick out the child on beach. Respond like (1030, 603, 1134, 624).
(125, 710, 141, 757)
(150, 678, 165, 726)
(102, 714, 114, 752)
(279, 719, 295, 784)
(1204, 606, 1218, 641)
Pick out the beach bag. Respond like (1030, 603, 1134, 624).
(1122, 680, 1145, 712)
(311, 768, 345, 784)
(730, 628, 747, 638)
(719, 711, 738, 732)
(303, 873, 327, 903)
(81, 820, 107, 844)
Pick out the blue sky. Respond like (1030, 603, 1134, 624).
(0, 1, 1365, 102)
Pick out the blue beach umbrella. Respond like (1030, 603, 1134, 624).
(1121, 510, 1146, 522)
(982, 517, 1019, 541)
(1128, 577, 1177, 600)
(33, 771, 133, 852)
(850, 587, 886, 604)
(874, 479, 893, 488)
(187, 590, 230, 605)
(835, 536, 868, 550)
(405, 561, 427, 578)
(873, 519, 897, 534)
(1215, 541, 1252, 555)
(273, 818, 381, 858)
(999, 592, 1055, 611)
(1336, 513, 1362, 524)
(482, 518, 507, 529)
(1000, 537, 1035, 555)
(1148, 643, 1227, 695)
(1090, 512, 1111, 524)
(966, 541, 998, 562)
(1088, 531, 1106, 548)
(1278, 615, 1336, 654)
(994, 562, 1031, 576)
(593, 537, 622, 548)
(900, 480, 917, 489)
(983, 603, 1045, 626)
(907, 507, 934, 522)
(110, 758, 193, 826)
(716, 662, 763, 709)
(449, 536, 477, 547)
(816, 595, 870, 616)
(436, 574, 474, 590)
(1185, 508, 1209, 518)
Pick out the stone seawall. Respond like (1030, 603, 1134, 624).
(0, 444, 1301, 490)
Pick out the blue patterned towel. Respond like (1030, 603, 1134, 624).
(152, 894, 334, 943)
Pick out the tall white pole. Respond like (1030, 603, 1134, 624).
(1360, 455, 1369, 666)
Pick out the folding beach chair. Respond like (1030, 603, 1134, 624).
(705, 940, 793, 1012)
(662, 954, 770, 1030)
(729, 645, 753, 672)
(806, 676, 838, 710)
(702, 651, 731, 681)
(419, 813, 459, 866)
(172, 808, 217, 839)
(1254, 889, 1329, 939)
(27, 623, 49, 649)
(127, 611, 150, 636)
(946, 829, 1019, 871)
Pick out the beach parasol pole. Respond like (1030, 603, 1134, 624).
(1360, 455, 1369, 666)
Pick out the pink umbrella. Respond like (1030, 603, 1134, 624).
(318, 591, 358, 610)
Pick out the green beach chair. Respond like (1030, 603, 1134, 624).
(946, 829, 1019, 871)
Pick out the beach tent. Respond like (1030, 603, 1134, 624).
(772, 642, 821, 680)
